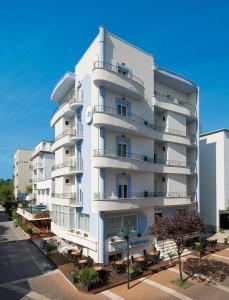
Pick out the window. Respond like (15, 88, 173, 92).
(162, 116, 166, 122)
(107, 215, 137, 237)
(162, 146, 166, 152)
(117, 104, 127, 117)
(65, 178, 70, 184)
(65, 149, 70, 155)
(118, 142, 127, 157)
(52, 205, 69, 229)
(118, 64, 128, 77)
(65, 120, 69, 126)
(118, 184, 128, 198)
(162, 177, 166, 183)
(77, 213, 89, 232)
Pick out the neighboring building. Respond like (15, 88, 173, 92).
(14, 148, 33, 200)
(50, 26, 199, 264)
(31, 140, 54, 210)
(200, 129, 229, 231)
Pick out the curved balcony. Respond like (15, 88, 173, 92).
(154, 91, 197, 119)
(93, 149, 193, 175)
(51, 160, 83, 178)
(51, 129, 76, 152)
(93, 106, 191, 145)
(92, 61, 145, 101)
(51, 102, 74, 127)
(51, 192, 83, 207)
(70, 124, 83, 142)
(92, 191, 193, 211)
(69, 90, 83, 110)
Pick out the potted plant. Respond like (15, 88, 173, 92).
(224, 237, 228, 245)
(78, 267, 99, 291)
(128, 264, 142, 279)
(167, 252, 176, 266)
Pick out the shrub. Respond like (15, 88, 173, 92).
(224, 237, 228, 244)
(129, 264, 141, 276)
(78, 267, 99, 290)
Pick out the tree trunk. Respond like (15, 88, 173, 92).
(178, 254, 183, 281)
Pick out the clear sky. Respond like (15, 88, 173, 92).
(0, 0, 229, 179)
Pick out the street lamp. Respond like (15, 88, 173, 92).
(117, 221, 137, 289)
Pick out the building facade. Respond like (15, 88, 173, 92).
(14, 148, 33, 200)
(31, 141, 54, 210)
(200, 129, 229, 231)
(50, 26, 199, 264)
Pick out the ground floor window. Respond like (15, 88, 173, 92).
(107, 214, 137, 237)
(77, 213, 89, 232)
(52, 204, 69, 228)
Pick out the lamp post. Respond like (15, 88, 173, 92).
(117, 221, 136, 289)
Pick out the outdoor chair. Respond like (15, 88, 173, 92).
(86, 256, 94, 267)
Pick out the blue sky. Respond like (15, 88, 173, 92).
(0, 0, 229, 179)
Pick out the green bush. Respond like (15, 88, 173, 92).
(78, 267, 99, 290)
(11, 208, 18, 220)
(129, 264, 141, 276)
(224, 237, 228, 244)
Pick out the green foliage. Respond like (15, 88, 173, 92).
(168, 252, 176, 260)
(16, 218, 32, 234)
(224, 237, 228, 244)
(78, 267, 99, 288)
(0, 178, 15, 209)
(25, 184, 32, 195)
(44, 239, 59, 252)
(171, 278, 193, 289)
(11, 208, 18, 220)
(128, 264, 141, 275)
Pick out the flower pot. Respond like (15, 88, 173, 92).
(80, 284, 93, 292)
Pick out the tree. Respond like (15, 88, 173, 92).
(149, 208, 204, 282)
(0, 178, 15, 210)
(25, 184, 32, 195)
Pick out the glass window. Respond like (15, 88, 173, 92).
(107, 215, 137, 237)
(118, 143, 127, 157)
(118, 185, 128, 198)
(77, 213, 89, 232)
(117, 104, 127, 117)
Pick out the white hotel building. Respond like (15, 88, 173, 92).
(50, 27, 199, 264)
(31, 140, 54, 210)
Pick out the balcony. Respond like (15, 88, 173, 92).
(93, 149, 193, 175)
(92, 61, 145, 100)
(70, 124, 83, 142)
(51, 160, 83, 177)
(107, 235, 155, 253)
(69, 90, 83, 110)
(154, 91, 197, 119)
(93, 105, 191, 146)
(93, 191, 194, 211)
(51, 192, 83, 207)
(51, 129, 76, 152)
(51, 102, 74, 127)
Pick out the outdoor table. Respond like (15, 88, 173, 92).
(135, 257, 144, 262)
(148, 252, 157, 257)
(78, 259, 87, 265)
(115, 260, 124, 265)
(94, 266, 103, 271)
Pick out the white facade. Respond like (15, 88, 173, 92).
(50, 26, 199, 264)
(32, 141, 54, 210)
(14, 149, 33, 199)
(200, 129, 229, 231)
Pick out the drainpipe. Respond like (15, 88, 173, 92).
(99, 25, 105, 66)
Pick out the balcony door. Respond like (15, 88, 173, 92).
(118, 175, 128, 198)
(117, 141, 128, 158)
(117, 103, 127, 117)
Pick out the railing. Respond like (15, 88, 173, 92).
(70, 191, 83, 206)
(33, 176, 51, 183)
(72, 124, 83, 137)
(93, 105, 187, 137)
(93, 61, 144, 86)
(55, 128, 76, 141)
(94, 191, 192, 200)
(52, 160, 83, 172)
(51, 192, 76, 199)
(51, 90, 83, 118)
(154, 91, 197, 117)
(69, 90, 83, 105)
(93, 149, 195, 169)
